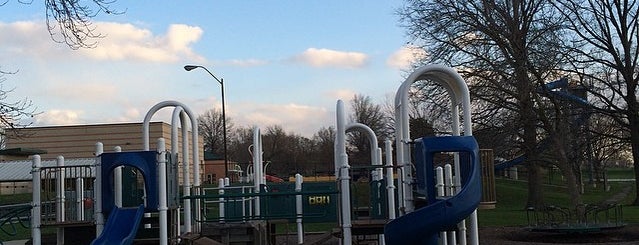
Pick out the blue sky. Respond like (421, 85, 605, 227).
(0, 1, 422, 137)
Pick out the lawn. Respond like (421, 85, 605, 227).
(478, 177, 638, 227)
(606, 167, 636, 179)
(0, 193, 32, 206)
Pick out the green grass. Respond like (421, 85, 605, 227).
(0, 193, 32, 206)
(0, 194, 36, 241)
(606, 167, 636, 179)
(478, 177, 637, 227)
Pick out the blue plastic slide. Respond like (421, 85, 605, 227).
(91, 205, 145, 245)
(384, 136, 482, 245)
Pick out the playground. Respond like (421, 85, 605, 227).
(0, 64, 635, 244)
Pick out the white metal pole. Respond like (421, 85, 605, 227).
(191, 119, 201, 233)
(94, 142, 104, 236)
(56, 156, 65, 244)
(253, 127, 262, 217)
(31, 155, 42, 245)
(436, 166, 448, 245)
(181, 111, 193, 233)
(335, 100, 352, 245)
(295, 174, 304, 244)
(143, 101, 200, 232)
(392, 104, 406, 215)
(450, 103, 468, 245)
(444, 164, 457, 245)
(157, 138, 169, 245)
(76, 178, 85, 221)
(172, 107, 191, 234)
(396, 80, 414, 214)
(384, 139, 396, 220)
(114, 146, 122, 208)
(218, 178, 225, 223)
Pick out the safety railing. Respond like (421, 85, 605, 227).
(38, 164, 94, 226)
(185, 185, 339, 223)
(526, 203, 625, 232)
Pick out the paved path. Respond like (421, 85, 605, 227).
(1, 240, 27, 245)
(601, 183, 633, 205)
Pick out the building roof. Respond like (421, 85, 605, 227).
(0, 148, 47, 156)
(204, 151, 224, 161)
(0, 158, 95, 182)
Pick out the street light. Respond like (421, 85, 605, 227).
(184, 65, 228, 178)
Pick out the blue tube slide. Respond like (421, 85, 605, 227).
(384, 136, 482, 245)
(91, 205, 145, 245)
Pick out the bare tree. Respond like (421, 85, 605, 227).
(347, 94, 391, 166)
(198, 108, 233, 157)
(312, 126, 336, 175)
(2, 0, 122, 49)
(553, 0, 639, 205)
(0, 70, 39, 141)
(227, 126, 254, 166)
(398, 0, 571, 208)
(589, 113, 630, 184)
(0, 0, 120, 141)
(8, 0, 123, 49)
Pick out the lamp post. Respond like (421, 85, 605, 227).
(184, 65, 228, 178)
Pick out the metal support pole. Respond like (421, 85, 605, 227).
(94, 142, 104, 237)
(295, 174, 304, 244)
(31, 155, 42, 245)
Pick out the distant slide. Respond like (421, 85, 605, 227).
(384, 136, 482, 245)
(494, 154, 525, 171)
(91, 205, 145, 245)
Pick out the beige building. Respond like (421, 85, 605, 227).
(3, 122, 202, 160)
(0, 122, 225, 192)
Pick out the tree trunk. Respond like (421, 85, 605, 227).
(627, 93, 639, 206)
(555, 147, 584, 219)
(523, 111, 544, 209)
(526, 163, 545, 208)
(521, 82, 544, 209)
(630, 116, 639, 205)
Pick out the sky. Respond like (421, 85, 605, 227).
(0, 1, 422, 137)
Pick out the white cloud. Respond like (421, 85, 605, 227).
(80, 23, 205, 62)
(0, 21, 61, 57)
(292, 48, 368, 68)
(111, 107, 142, 122)
(0, 21, 205, 63)
(386, 45, 426, 69)
(324, 89, 356, 101)
(34, 110, 84, 125)
(234, 102, 332, 137)
(45, 83, 118, 102)
(226, 59, 269, 67)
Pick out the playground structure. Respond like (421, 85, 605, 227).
(24, 65, 482, 245)
(382, 65, 481, 244)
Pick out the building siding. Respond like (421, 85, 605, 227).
(2, 122, 205, 185)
